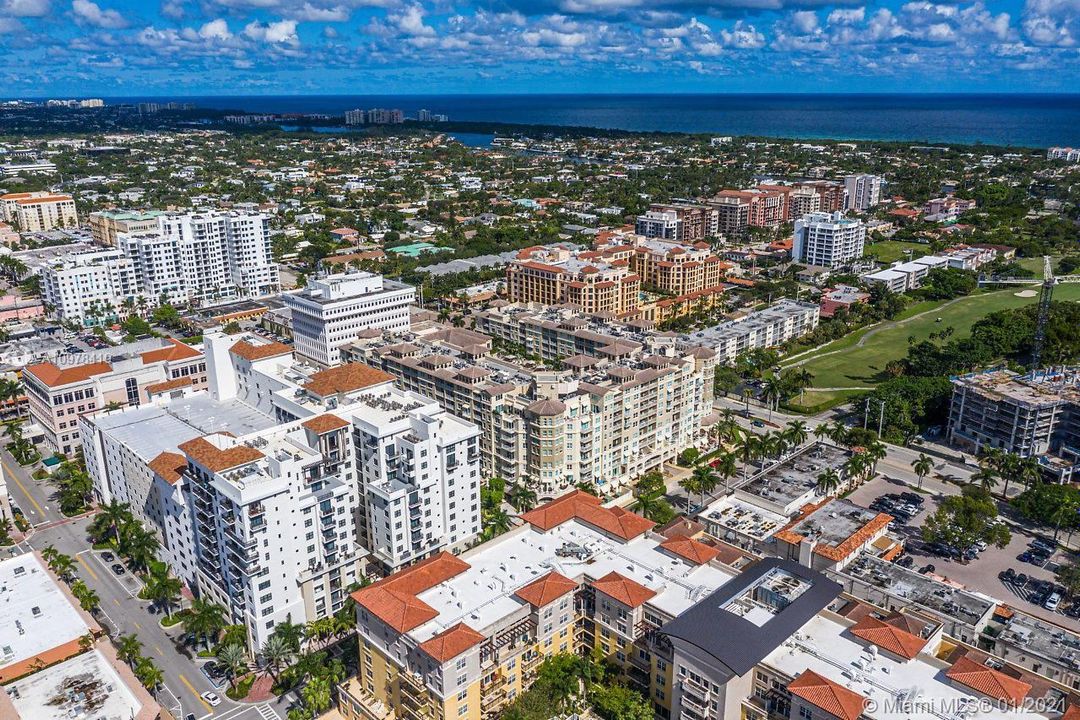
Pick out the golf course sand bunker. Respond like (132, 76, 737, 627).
(1014, 289, 1038, 297)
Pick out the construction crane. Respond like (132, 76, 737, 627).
(978, 256, 1080, 369)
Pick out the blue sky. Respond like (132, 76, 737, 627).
(0, 0, 1077, 94)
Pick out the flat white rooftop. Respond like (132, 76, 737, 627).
(701, 495, 788, 541)
(411, 521, 736, 644)
(0, 554, 91, 674)
(7, 649, 141, 720)
(764, 614, 1045, 720)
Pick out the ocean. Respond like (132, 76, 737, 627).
(112, 94, 1080, 147)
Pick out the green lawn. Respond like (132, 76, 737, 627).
(1016, 255, 1059, 276)
(791, 284, 1080, 391)
(864, 241, 930, 264)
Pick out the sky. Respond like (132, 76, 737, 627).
(0, 0, 1077, 95)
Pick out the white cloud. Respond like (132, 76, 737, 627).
(719, 20, 764, 47)
(242, 19, 299, 43)
(71, 0, 126, 28)
(1, 0, 49, 17)
(199, 18, 232, 40)
(790, 10, 818, 33)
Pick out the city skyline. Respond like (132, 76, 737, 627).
(0, 0, 1077, 95)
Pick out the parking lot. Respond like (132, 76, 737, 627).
(847, 473, 1080, 630)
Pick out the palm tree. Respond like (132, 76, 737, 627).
(90, 500, 134, 547)
(786, 420, 809, 448)
(713, 452, 738, 493)
(259, 634, 293, 681)
(71, 581, 100, 613)
(912, 453, 934, 491)
(678, 475, 701, 513)
(843, 454, 870, 486)
(117, 633, 143, 666)
(120, 525, 160, 572)
(508, 482, 538, 513)
(862, 441, 888, 475)
(271, 616, 305, 653)
(41, 544, 58, 565)
(302, 676, 333, 717)
(816, 469, 842, 496)
(48, 553, 76, 582)
(828, 420, 849, 446)
(184, 598, 227, 651)
(761, 376, 784, 421)
(135, 657, 164, 691)
(217, 643, 249, 690)
(737, 434, 761, 481)
(146, 565, 183, 618)
(483, 507, 512, 540)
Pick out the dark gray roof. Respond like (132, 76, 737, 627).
(659, 558, 841, 677)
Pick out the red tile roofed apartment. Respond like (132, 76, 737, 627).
(351, 552, 470, 633)
(591, 571, 657, 608)
(519, 490, 655, 541)
(148, 451, 187, 485)
(788, 670, 867, 720)
(228, 339, 293, 362)
(24, 361, 112, 387)
(659, 535, 721, 566)
(514, 571, 579, 607)
(177, 435, 264, 473)
(945, 655, 1032, 706)
(140, 338, 202, 364)
(418, 623, 486, 664)
(302, 363, 395, 397)
(849, 614, 928, 660)
(301, 413, 351, 434)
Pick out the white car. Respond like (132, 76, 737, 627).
(1045, 593, 1062, 612)
(201, 691, 222, 707)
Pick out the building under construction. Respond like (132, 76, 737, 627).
(947, 367, 1080, 481)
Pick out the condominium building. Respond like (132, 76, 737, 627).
(947, 368, 1080, 481)
(788, 187, 821, 218)
(634, 204, 718, 242)
(39, 248, 140, 324)
(505, 246, 641, 318)
(844, 174, 883, 212)
(345, 318, 716, 497)
(88, 209, 167, 246)
(792, 211, 866, 268)
(24, 336, 206, 455)
(794, 180, 845, 213)
(684, 299, 821, 364)
(1048, 146, 1080, 162)
(709, 194, 751, 237)
(366, 108, 404, 124)
(78, 330, 483, 646)
(592, 234, 730, 299)
(0, 192, 78, 231)
(711, 187, 789, 228)
(345, 109, 366, 125)
(282, 270, 416, 367)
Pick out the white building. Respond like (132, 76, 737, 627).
(39, 248, 140, 325)
(283, 271, 415, 367)
(0, 160, 56, 175)
(345, 109, 365, 125)
(844, 174, 882, 212)
(635, 209, 680, 240)
(792, 211, 866, 268)
(1048, 146, 1080, 162)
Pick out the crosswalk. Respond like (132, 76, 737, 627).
(257, 704, 281, 720)
(199, 701, 280, 720)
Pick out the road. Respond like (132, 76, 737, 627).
(3, 446, 284, 720)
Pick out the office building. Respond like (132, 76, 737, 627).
(88, 209, 166, 246)
(24, 337, 206, 455)
(0, 160, 56, 175)
(792, 211, 866, 268)
(946, 368, 1080, 482)
(844, 174, 882, 212)
(344, 317, 716, 497)
(282, 270, 416, 367)
(0, 192, 78, 231)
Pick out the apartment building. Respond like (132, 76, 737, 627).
(592, 234, 730, 299)
(635, 203, 718, 242)
(686, 300, 821, 364)
(788, 187, 821, 218)
(924, 196, 977, 222)
(844, 174, 883, 212)
(0, 192, 78, 231)
(344, 318, 716, 497)
(794, 180, 845, 213)
(709, 194, 751, 236)
(88, 209, 166, 246)
(505, 246, 641, 318)
(340, 490, 740, 720)
(282, 270, 416, 367)
(711, 187, 789, 228)
(39, 248, 140, 324)
(792, 212, 866, 268)
(1048, 147, 1080, 162)
(24, 337, 206, 455)
(947, 368, 1080, 481)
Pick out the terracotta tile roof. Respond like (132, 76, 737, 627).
(788, 670, 867, 720)
(141, 338, 202, 364)
(514, 571, 578, 607)
(591, 571, 656, 608)
(302, 414, 350, 434)
(229, 339, 293, 362)
(659, 536, 721, 565)
(945, 656, 1032, 706)
(1062, 705, 1080, 720)
(418, 623, 486, 664)
(850, 615, 928, 660)
(25, 361, 112, 387)
(177, 435, 264, 473)
(303, 363, 395, 397)
(351, 552, 470, 633)
(519, 490, 655, 541)
(148, 451, 187, 485)
(774, 500, 894, 562)
(145, 377, 192, 395)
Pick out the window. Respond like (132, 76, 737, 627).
(799, 707, 814, 720)
(457, 674, 467, 687)
(457, 690, 468, 701)
(456, 658, 467, 671)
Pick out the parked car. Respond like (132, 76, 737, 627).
(201, 692, 221, 707)
(897, 555, 915, 569)
(101, 551, 114, 562)
(1045, 593, 1062, 611)
(751, 420, 766, 428)
(920, 564, 936, 574)
(999, 568, 1015, 581)
(111, 564, 126, 576)
(899, 492, 925, 505)
(1016, 573, 1028, 585)
(1031, 538, 1056, 553)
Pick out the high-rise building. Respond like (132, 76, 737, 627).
(788, 187, 821, 218)
(1048, 147, 1080, 162)
(366, 108, 404, 124)
(417, 109, 433, 121)
(794, 180, 845, 212)
(792, 211, 866, 268)
(282, 270, 415, 367)
(345, 109, 366, 125)
(39, 248, 140, 325)
(0, 192, 78, 231)
(634, 203, 718, 242)
(505, 246, 641, 317)
(88, 209, 167, 246)
(712, 187, 788, 228)
(708, 194, 751, 236)
(844, 174, 882, 212)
